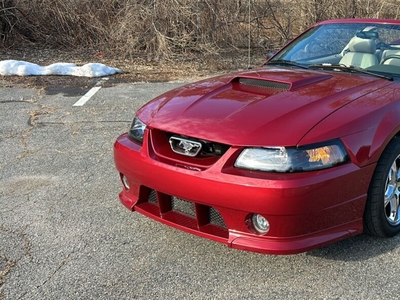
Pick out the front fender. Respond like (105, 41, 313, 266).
(299, 85, 400, 167)
(369, 103, 400, 161)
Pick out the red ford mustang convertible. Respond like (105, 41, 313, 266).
(114, 19, 400, 254)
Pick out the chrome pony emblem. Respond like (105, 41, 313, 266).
(169, 136, 202, 157)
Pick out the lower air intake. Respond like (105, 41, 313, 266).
(145, 189, 227, 229)
(209, 207, 227, 228)
(171, 196, 196, 217)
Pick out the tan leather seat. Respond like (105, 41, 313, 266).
(380, 49, 400, 66)
(339, 36, 378, 68)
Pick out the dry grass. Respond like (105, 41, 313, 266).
(2, 0, 400, 58)
(0, 0, 400, 85)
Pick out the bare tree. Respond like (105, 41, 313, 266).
(1, 0, 400, 60)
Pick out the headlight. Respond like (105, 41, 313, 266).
(128, 116, 146, 144)
(234, 140, 349, 172)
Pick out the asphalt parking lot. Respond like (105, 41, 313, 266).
(1, 77, 400, 299)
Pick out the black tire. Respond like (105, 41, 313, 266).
(364, 136, 400, 237)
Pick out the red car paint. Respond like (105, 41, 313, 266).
(114, 19, 400, 254)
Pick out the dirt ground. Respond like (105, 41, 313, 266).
(0, 48, 266, 90)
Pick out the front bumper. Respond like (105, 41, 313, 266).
(114, 134, 375, 254)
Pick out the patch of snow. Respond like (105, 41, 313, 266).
(0, 60, 122, 77)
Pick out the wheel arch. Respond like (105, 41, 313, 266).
(368, 105, 400, 165)
(364, 135, 400, 237)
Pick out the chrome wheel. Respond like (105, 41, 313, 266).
(364, 137, 400, 237)
(384, 155, 400, 225)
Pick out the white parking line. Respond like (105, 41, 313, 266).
(73, 78, 109, 107)
(73, 86, 101, 106)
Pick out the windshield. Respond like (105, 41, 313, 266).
(266, 22, 400, 77)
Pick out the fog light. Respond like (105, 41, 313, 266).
(252, 214, 270, 234)
(121, 174, 130, 190)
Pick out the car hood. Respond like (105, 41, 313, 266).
(138, 67, 391, 146)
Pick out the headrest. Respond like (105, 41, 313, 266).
(347, 36, 376, 54)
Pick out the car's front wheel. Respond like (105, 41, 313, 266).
(364, 136, 400, 237)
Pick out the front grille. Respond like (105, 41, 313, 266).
(165, 133, 230, 158)
(148, 129, 230, 170)
(140, 188, 228, 239)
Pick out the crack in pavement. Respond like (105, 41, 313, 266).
(0, 172, 80, 299)
(27, 107, 57, 128)
(0, 99, 36, 104)
(15, 240, 85, 300)
(0, 254, 16, 300)
(10, 103, 57, 161)
(0, 225, 31, 300)
(16, 260, 68, 300)
(0, 97, 47, 166)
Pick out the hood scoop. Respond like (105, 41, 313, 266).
(232, 73, 332, 94)
(236, 77, 291, 91)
